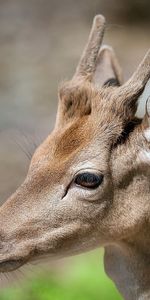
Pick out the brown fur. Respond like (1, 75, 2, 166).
(0, 15, 150, 300)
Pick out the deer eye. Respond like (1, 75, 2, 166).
(74, 172, 103, 189)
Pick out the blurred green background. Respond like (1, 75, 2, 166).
(0, 250, 121, 300)
(0, 0, 149, 299)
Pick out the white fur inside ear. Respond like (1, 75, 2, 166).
(144, 128, 150, 142)
(136, 79, 150, 118)
(138, 150, 150, 163)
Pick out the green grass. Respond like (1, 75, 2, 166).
(0, 250, 122, 300)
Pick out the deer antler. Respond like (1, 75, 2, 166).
(113, 50, 150, 119)
(56, 15, 106, 128)
(123, 49, 150, 95)
(74, 15, 105, 79)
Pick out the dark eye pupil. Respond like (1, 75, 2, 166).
(75, 172, 103, 189)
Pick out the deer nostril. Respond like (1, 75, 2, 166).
(0, 259, 25, 273)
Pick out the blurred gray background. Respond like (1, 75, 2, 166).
(0, 0, 150, 203)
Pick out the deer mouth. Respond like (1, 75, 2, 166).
(0, 258, 26, 273)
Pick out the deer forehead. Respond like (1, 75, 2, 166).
(29, 116, 116, 184)
(31, 118, 92, 164)
(28, 84, 126, 187)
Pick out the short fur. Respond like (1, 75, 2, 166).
(0, 15, 150, 300)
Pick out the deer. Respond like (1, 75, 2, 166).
(0, 14, 150, 300)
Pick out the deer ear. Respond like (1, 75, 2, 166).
(142, 96, 150, 128)
(145, 96, 150, 126)
(92, 45, 123, 88)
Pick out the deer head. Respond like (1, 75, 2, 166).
(0, 15, 150, 299)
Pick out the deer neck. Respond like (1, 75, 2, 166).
(104, 233, 150, 300)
